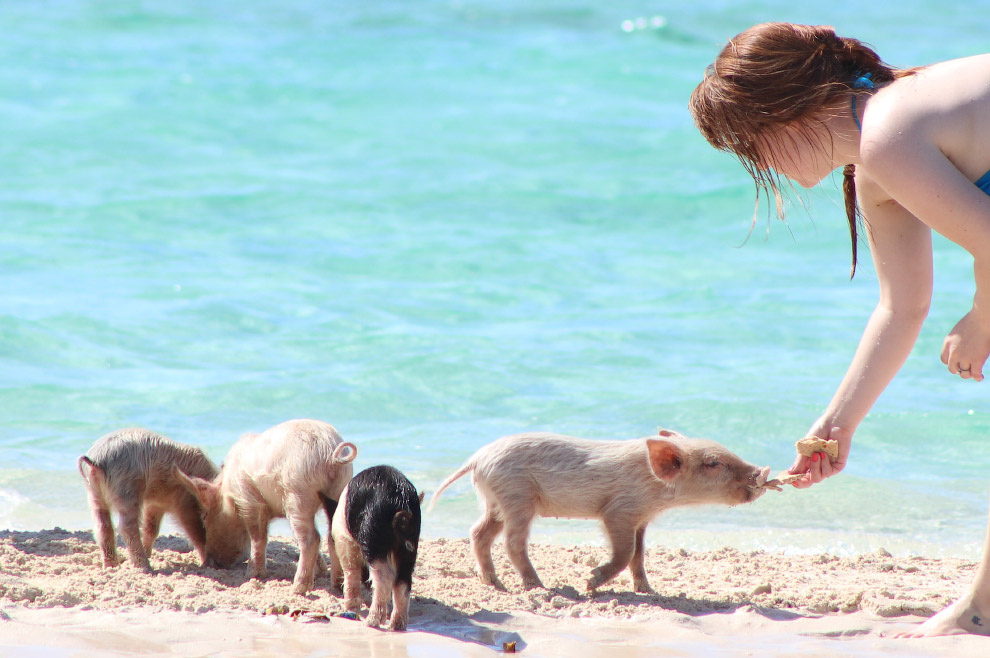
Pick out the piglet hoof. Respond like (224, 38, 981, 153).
(586, 575, 606, 593)
(131, 559, 153, 574)
(479, 573, 507, 591)
(291, 579, 314, 596)
(246, 565, 267, 580)
(521, 577, 545, 591)
(366, 613, 387, 629)
(633, 581, 656, 594)
(387, 616, 408, 632)
(343, 597, 362, 613)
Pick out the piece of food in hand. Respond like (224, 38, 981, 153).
(795, 437, 839, 461)
(760, 472, 805, 491)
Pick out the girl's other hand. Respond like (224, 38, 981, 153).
(787, 426, 853, 489)
(941, 308, 990, 382)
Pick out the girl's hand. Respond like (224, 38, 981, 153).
(941, 308, 990, 381)
(787, 426, 853, 489)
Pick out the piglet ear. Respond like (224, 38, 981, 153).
(173, 466, 219, 510)
(657, 428, 684, 439)
(646, 439, 684, 482)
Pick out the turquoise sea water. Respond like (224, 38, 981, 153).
(2, 1, 988, 559)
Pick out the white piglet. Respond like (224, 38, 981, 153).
(431, 429, 770, 593)
(175, 419, 357, 594)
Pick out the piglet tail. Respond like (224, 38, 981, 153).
(331, 442, 359, 464)
(392, 510, 417, 553)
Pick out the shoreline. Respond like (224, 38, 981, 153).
(1, 528, 987, 656)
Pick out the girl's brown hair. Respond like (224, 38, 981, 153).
(689, 22, 913, 277)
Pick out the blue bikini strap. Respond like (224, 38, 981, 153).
(850, 73, 875, 132)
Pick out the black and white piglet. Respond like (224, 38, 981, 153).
(331, 465, 424, 631)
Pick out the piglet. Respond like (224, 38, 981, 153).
(331, 465, 423, 631)
(431, 429, 770, 593)
(77, 428, 219, 573)
(174, 418, 357, 594)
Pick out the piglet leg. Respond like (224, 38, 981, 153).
(586, 516, 636, 591)
(337, 535, 365, 612)
(286, 499, 321, 594)
(627, 526, 654, 593)
(366, 560, 395, 628)
(502, 514, 543, 590)
(388, 581, 411, 631)
(141, 506, 164, 556)
(245, 517, 269, 580)
(86, 492, 120, 568)
(326, 535, 343, 591)
(470, 504, 505, 590)
(117, 502, 152, 573)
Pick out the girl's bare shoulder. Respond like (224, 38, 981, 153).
(872, 55, 990, 121)
(861, 55, 990, 174)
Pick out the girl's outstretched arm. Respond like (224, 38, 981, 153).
(790, 181, 933, 487)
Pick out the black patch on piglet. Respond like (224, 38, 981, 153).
(318, 493, 338, 531)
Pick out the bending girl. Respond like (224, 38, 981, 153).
(689, 22, 990, 638)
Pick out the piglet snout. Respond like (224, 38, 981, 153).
(745, 466, 773, 501)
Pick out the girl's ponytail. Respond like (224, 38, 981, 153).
(842, 164, 860, 278)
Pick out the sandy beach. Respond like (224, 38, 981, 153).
(1, 528, 987, 657)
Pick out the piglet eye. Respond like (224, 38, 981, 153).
(704, 460, 721, 469)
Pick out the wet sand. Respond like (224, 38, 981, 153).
(0, 528, 986, 657)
